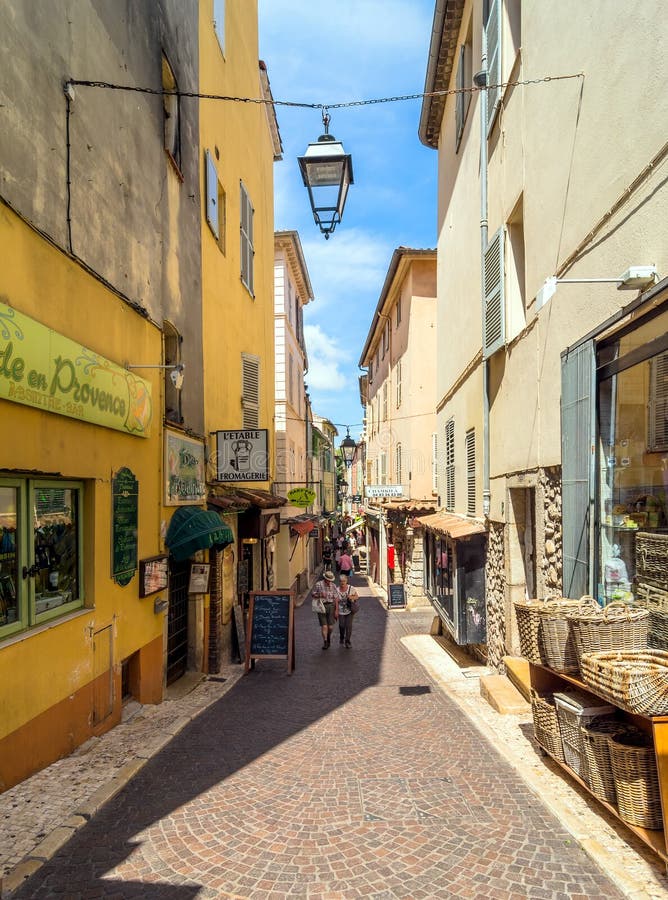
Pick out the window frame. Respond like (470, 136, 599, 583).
(162, 53, 182, 175)
(240, 181, 255, 297)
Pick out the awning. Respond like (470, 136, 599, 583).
(287, 513, 319, 536)
(416, 512, 486, 540)
(165, 507, 234, 561)
(346, 519, 365, 532)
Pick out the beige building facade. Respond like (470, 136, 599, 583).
(420, 0, 668, 664)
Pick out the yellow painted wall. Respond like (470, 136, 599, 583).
(0, 203, 164, 748)
(199, 1, 276, 475)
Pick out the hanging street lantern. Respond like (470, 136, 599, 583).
(340, 428, 356, 467)
(298, 109, 354, 239)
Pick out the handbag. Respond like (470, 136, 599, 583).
(312, 594, 326, 614)
(348, 589, 359, 614)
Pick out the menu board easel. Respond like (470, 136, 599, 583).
(245, 591, 295, 674)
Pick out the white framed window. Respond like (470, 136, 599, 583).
(241, 353, 260, 428)
(431, 432, 438, 493)
(445, 418, 455, 511)
(213, 0, 225, 56)
(396, 359, 402, 408)
(466, 428, 476, 515)
(240, 181, 254, 296)
(162, 54, 181, 171)
(0, 478, 84, 641)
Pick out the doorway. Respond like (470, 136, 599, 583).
(167, 558, 190, 684)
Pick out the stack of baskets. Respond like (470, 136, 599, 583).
(538, 598, 594, 673)
(553, 691, 615, 779)
(609, 729, 663, 829)
(580, 717, 633, 804)
(514, 598, 546, 664)
(567, 602, 649, 668)
(530, 689, 565, 761)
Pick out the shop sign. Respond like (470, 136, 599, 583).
(0, 301, 152, 437)
(112, 467, 138, 586)
(188, 563, 211, 593)
(164, 431, 206, 506)
(365, 485, 404, 498)
(287, 488, 316, 507)
(215, 430, 269, 482)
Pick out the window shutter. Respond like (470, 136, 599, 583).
(396, 443, 402, 484)
(466, 428, 476, 515)
(483, 227, 505, 357)
(241, 353, 260, 429)
(456, 44, 466, 146)
(206, 150, 219, 240)
(649, 351, 668, 451)
(561, 341, 595, 598)
(383, 383, 388, 421)
(445, 419, 455, 511)
(213, 0, 225, 54)
(396, 359, 402, 407)
(432, 432, 438, 493)
(240, 182, 254, 296)
(380, 453, 387, 485)
(485, 0, 502, 134)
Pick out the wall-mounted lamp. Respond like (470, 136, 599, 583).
(126, 362, 186, 390)
(241, 537, 258, 545)
(536, 265, 658, 311)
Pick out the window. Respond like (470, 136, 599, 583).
(445, 418, 455, 511)
(396, 359, 402, 408)
(483, 226, 505, 357)
(396, 298, 402, 328)
(507, 196, 526, 333)
(164, 321, 182, 425)
(396, 443, 402, 485)
(485, 0, 502, 134)
(455, 22, 473, 149)
(380, 453, 387, 485)
(240, 181, 254, 296)
(213, 0, 225, 55)
(382, 321, 390, 357)
(205, 150, 225, 250)
(368, 401, 373, 436)
(0, 479, 84, 640)
(648, 351, 668, 451)
(432, 432, 438, 493)
(162, 55, 181, 171)
(288, 355, 294, 407)
(382, 383, 388, 422)
(369, 359, 374, 383)
(466, 428, 476, 515)
(367, 460, 373, 485)
(241, 353, 260, 428)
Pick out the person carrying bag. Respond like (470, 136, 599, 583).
(337, 573, 359, 648)
(311, 570, 339, 649)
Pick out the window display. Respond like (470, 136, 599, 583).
(597, 308, 668, 603)
(0, 486, 19, 626)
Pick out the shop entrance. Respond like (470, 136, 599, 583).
(167, 558, 190, 684)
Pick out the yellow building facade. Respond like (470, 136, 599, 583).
(0, 203, 164, 790)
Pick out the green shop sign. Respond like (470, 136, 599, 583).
(287, 488, 316, 508)
(0, 301, 152, 437)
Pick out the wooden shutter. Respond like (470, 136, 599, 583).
(649, 351, 668, 451)
(561, 341, 595, 598)
(456, 43, 466, 147)
(485, 0, 502, 134)
(240, 182, 254, 296)
(466, 428, 476, 515)
(483, 227, 505, 358)
(445, 418, 455, 511)
(241, 353, 260, 429)
(206, 150, 219, 240)
(396, 359, 402, 407)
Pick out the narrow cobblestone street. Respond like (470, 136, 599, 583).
(13, 580, 624, 899)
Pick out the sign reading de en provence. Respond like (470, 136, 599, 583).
(164, 431, 206, 505)
(0, 302, 152, 436)
(215, 430, 269, 482)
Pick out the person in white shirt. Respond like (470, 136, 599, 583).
(336, 573, 359, 648)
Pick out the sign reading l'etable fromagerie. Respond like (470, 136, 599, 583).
(215, 430, 269, 482)
(0, 302, 152, 436)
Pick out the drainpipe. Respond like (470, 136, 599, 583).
(477, 38, 491, 519)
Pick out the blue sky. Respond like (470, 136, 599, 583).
(258, 1, 437, 443)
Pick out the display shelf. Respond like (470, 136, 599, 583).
(529, 661, 668, 865)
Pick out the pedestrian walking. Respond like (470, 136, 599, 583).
(336, 573, 359, 648)
(338, 547, 354, 577)
(311, 570, 339, 649)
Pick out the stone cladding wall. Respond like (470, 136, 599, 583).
(485, 521, 506, 670)
(539, 466, 563, 596)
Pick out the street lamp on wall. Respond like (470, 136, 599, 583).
(340, 428, 356, 468)
(298, 109, 354, 240)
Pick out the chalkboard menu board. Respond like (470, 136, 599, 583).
(245, 591, 295, 673)
(388, 583, 406, 609)
(112, 467, 138, 586)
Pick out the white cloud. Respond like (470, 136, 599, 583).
(304, 324, 350, 391)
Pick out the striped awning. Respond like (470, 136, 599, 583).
(416, 512, 486, 540)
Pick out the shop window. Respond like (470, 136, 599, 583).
(162, 54, 181, 173)
(0, 479, 84, 641)
(466, 428, 476, 515)
(241, 353, 260, 428)
(445, 418, 455, 511)
(240, 181, 254, 296)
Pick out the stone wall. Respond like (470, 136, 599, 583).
(539, 466, 563, 596)
(485, 521, 506, 670)
(404, 529, 431, 608)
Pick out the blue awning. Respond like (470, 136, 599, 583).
(165, 507, 234, 561)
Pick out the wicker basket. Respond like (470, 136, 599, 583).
(553, 692, 616, 780)
(515, 599, 545, 664)
(580, 717, 633, 803)
(636, 582, 668, 650)
(538, 599, 591, 673)
(609, 730, 663, 829)
(636, 532, 668, 588)
(530, 689, 564, 761)
(566, 602, 649, 666)
(580, 650, 668, 716)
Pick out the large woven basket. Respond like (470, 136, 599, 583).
(538, 599, 592, 673)
(515, 599, 545, 664)
(566, 602, 648, 666)
(580, 718, 633, 804)
(636, 532, 668, 588)
(580, 650, 668, 716)
(609, 730, 662, 829)
(553, 692, 615, 780)
(530, 689, 564, 761)
(637, 581, 668, 650)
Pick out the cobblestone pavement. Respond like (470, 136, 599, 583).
(6, 577, 629, 899)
